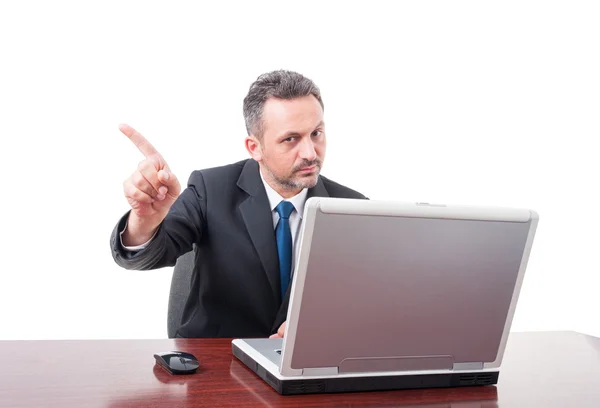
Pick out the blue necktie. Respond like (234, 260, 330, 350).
(275, 201, 295, 299)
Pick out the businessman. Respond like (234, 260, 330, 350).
(110, 70, 367, 338)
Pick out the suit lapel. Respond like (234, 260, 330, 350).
(237, 160, 281, 305)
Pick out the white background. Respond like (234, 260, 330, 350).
(0, 1, 598, 340)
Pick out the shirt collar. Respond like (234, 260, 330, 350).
(259, 168, 308, 218)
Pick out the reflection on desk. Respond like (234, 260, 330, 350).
(0, 331, 598, 408)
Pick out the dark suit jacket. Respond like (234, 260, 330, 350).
(110, 159, 366, 338)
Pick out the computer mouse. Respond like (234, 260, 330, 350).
(154, 351, 199, 375)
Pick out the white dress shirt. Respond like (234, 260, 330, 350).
(120, 168, 308, 277)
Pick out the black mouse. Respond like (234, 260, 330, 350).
(154, 351, 199, 375)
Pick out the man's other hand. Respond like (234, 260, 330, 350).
(269, 321, 286, 338)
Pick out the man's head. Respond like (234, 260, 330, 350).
(243, 70, 326, 198)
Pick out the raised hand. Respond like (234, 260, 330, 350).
(120, 124, 181, 246)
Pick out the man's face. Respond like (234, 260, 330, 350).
(248, 95, 326, 197)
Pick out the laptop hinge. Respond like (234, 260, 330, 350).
(302, 367, 338, 376)
(453, 362, 484, 370)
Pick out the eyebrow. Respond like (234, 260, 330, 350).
(280, 121, 325, 139)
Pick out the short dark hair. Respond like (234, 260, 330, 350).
(243, 70, 324, 139)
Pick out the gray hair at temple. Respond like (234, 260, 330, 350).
(243, 70, 324, 140)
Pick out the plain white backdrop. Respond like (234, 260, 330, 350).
(0, 1, 598, 340)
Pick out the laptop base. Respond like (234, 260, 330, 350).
(232, 342, 499, 395)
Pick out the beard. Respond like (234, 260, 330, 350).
(262, 159, 322, 192)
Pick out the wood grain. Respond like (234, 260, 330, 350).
(0, 331, 598, 407)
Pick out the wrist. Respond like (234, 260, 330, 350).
(122, 213, 161, 246)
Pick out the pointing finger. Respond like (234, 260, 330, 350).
(119, 123, 160, 158)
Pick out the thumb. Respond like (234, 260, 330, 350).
(277, 322, 286, 337)
(157, 169, 181, 198)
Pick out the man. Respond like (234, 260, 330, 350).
(110, 70, 367, 338)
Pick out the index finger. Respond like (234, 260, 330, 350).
(119, 123, 159, 158)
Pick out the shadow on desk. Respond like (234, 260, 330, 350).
(227, 359, 499, 408)
(105, 358, 498, 408)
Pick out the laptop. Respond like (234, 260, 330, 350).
(232, 197, 539, 395)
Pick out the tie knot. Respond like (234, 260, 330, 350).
(275, 201, 295, 219)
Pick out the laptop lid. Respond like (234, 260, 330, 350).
(279, 198, 538, 377)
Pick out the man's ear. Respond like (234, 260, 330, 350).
(245, 135, 263, 162)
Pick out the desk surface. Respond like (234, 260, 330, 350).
(1, 331, 599, 407)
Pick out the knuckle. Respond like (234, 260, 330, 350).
(149, 153, 164, 166)
(131, 171, 144, 188)
(143, 155, 162, 170)
(132, 172, 154, 195)
(138, 166, 160, 189)
(138, 159, 154, 174)
(124, 183, 136, 199)
(124, 181, 148, 203)
(131, 188, 150, 203)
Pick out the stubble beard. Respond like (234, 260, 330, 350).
(262, 159, 322, 193)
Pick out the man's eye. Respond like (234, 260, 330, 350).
(283, 137, 295, 143)
(311, 130, 322, 137)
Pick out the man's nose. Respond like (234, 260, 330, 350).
(299, 137, 317, 161)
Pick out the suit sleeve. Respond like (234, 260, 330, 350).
(109, 171, 207, 270)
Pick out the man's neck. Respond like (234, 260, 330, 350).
(276, 187, 301, 199)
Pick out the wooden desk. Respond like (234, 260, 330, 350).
(0, 331, 598, 407)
